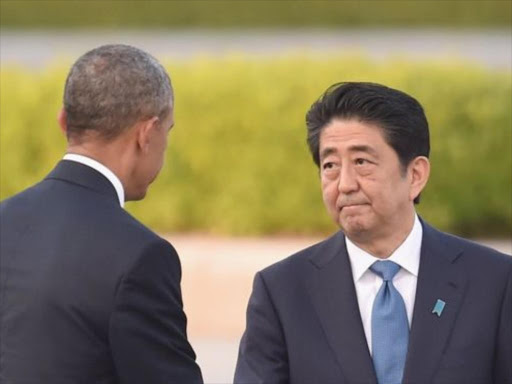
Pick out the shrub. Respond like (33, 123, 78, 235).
(1, 56, 510, 236)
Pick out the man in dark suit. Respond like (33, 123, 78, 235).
(234, 82, 511, 384)
(0, 45, 203, 383)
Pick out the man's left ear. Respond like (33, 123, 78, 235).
(136, 116, 160, 154)
(57, 108, 68, 136)
(409, 156, 430, 201)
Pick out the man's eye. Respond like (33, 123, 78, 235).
(355, 158, 368, 165)
(322, 162, 334, 170)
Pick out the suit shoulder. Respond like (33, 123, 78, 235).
(116, 209, 163, 242)
(428, 227, 512, 279)
(0, 183, 43, 213)
(88, 209, 179, 284)
(259, 232, 342, 280)
(103, 208, 177, 264)
(439, 230, 511, 264)
(122, 235, 179, 274)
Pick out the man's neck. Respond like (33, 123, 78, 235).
(67, 141, 125, 178)
(347, 212, 417, 259)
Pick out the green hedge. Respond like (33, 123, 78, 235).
(1, 56, 510, 236)
(1, 0, 511, 28)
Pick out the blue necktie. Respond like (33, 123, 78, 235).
(370, 261, 409, 384)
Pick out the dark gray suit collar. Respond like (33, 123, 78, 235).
(45, 160, 119, 205)
(306, 220, 466, 384)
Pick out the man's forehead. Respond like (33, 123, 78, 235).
(319, 120, 386, 153)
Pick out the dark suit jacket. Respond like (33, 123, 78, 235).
(234, 221, 512, 384)
(0, 160, 203, 384)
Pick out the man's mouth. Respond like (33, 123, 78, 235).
(338, 203, 367, 211)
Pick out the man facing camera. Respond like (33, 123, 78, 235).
(0, 45, 203, 383)
(235, 82, 511, 384)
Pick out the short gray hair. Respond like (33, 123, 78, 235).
(63, 44, 173, 141)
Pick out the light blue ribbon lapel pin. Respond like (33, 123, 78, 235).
(432, 299, 446, 317)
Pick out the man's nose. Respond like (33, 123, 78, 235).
(338, 165, 358, 193)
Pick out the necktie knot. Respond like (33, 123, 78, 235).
(370, 260, 400, 281)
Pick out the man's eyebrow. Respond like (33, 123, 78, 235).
(320, 145, 379, 160)
(348, 145, 379, 157)
(319, 147, 337, 161)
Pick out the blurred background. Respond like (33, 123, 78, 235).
(1, 1, 511, 382)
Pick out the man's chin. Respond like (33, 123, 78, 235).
(338, 217, 368, 237)
(126, 189, 147, 202)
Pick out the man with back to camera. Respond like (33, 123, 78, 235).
(234, 82, 512, 384)
(0, 44, 203, 383)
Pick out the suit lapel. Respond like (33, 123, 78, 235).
(308, 232, 377, 384)
(403, 222, 467, 383)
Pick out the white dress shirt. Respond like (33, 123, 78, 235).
(346, 214, 422, 355)
(63, 153, 125, 208)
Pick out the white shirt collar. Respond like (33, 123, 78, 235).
(346, 214, 422, 281)
(63, 153, 125, 207)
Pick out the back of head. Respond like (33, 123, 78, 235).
(64, 44, 173, 142)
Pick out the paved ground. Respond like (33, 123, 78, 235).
(168, 235, 511, 383)
(1, 29, 510, 69)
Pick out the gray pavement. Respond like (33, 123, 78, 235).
(1, 28, 511, 69)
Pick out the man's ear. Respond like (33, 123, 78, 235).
(58, 108, 68, 136)
(135, 116, 160, 154)
(409, 156, 430, 202)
